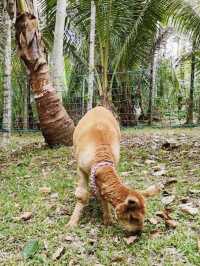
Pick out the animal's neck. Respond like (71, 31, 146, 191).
(95, 167, 129, 207)
(94, 144, 115, 164)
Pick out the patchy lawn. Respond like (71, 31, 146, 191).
(0, 129, 200, 265)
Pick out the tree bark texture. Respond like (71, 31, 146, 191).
(186, 45, 195, 124)
(15, 12, 74, 146)
(148, 54, 155, 125)
(2, 11, 12, 146)
(87, 0, 96, 111)
(51, 0, 67, 102)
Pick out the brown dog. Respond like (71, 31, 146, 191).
(67, 106, 160, 233)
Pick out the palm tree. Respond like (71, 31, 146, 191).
(186, 42, 196, 124)
(87, 0, 96, 111)
(87, 0, 96, 110)
(66, 0, 200, 112)
(51, 0, 67, 102)
(2, 8, 12, 146)
(6, 0, 74, 147)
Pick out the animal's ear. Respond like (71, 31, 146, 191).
(141, 184, 163, 198)
(126, 197, 139, 211)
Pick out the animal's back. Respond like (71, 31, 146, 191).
(73, 107, 120, 171)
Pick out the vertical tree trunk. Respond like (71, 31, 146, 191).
(198, 96, 200, 124)
(87, 0, 96, 111)
(51, 0, 67, 102)
(23, 78, 28, 129)
(2, 11, 12, 146)
(186, 44, 195, 124)
(27, 78, 34, 128)
(148, 53, 155, 125)
(7, 0, 74, 146)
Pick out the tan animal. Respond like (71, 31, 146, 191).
(67, 106, 160, 233)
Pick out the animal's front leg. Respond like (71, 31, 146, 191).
(100, 197, 114, 226)
(67, 169, 89, 228)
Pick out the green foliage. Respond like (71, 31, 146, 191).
(21, 239, 40, 259)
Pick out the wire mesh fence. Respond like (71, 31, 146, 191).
(1, 71, 200, 133)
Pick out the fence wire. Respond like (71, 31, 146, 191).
(1, 71, 200, 133)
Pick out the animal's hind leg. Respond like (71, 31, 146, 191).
(67, 168, 89, 228)
(100, 197, 114, 225)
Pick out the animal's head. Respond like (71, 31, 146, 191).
(114, 184, 161, 234)
(115, 192, 145, 233)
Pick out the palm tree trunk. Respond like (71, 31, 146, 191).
(148, 53, 155, 125)
(51, 0, 67, 102)
(186, 44, 195, 124)
(2, 11, 12, 146)
(23, 77, 28, 129)
(7, 0, 74, 146)
(87, 0, 96, 111)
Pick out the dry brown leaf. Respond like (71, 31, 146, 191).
(124, 235, 137, 244)
(156, 209, 177, 229)
(161, 195, 175, 205)
(180, 197, 189, 204)
(39, 187, 51, 194)
(164, 178, 178, 186)
(156, 210, 171, 220)
(143, 184, 163, 197)
(50, 192, 59, 199)
(150, 230, 162, 239)
(145, 159, 155, 165)
(165, 219, 178, 228)
(64, 235, 74, 242)
(152, 164, 165, 171)
(148, 217, 158, 225)
(179, 204, 199, 216)
(152, 169, 166, 176)
(52, 246, 65, 261)
(20, 212, 32, 221)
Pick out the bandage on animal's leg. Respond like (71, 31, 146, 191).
(67, 169, 89, 228)
(100, 197, 114, 225)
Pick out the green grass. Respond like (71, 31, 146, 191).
(0, 129, 200, 265)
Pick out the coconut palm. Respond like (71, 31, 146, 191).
(64, 0, 200, 111)
(51, 0, 67, 102)
(1, 7, 12, 146)
(5, 0, 74, 147)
